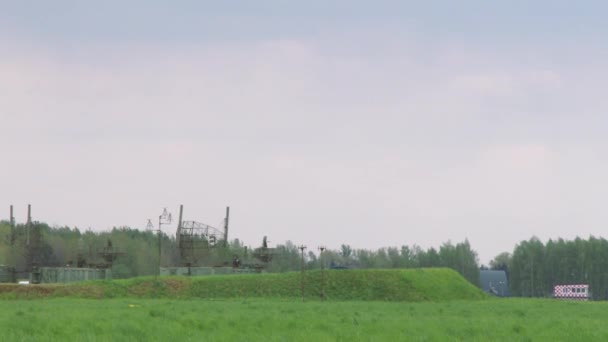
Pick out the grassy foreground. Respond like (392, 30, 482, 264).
(1, 298, 607, 341)
(0, 268, 486, 301)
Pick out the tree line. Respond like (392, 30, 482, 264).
(0, 220, 480, 284)
(490, 236, 608, 300)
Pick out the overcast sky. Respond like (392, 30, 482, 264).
(2, 1, 608, 264)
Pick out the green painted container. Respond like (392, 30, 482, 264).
(0, 266, 16, 283)
(160, 266, 256, 276)
(39, 267, 112, 283)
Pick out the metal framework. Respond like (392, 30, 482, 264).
(24, 204, 42, 274)
(92, 239, 125, 269)
(177, 220, 224, 266)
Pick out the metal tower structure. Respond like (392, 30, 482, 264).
(175, 205, 229, 266)
(9, 205, 15, 245)
(24, 204, 42, 274)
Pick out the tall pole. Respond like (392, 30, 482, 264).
(298, 245, 307, 302)
(176, 205, 184, 266)
(146, 219, 155, 275)
(158, 208, 172, 277)
(318, 246, 326, 300)
(224, 206, 230, 248)
(26, 204, 31, 246)
(177, 205, 183, 242)
(9, 205, 14, 244)
(158, 215, 162, 276)
(25, 204, 32, 274)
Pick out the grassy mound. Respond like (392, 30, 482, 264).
(0, 268, 486, 301)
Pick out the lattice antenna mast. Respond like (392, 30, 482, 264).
(160, 208, 172, 226)
(157, 208, 172, 275)
(146, 219, 155, 231)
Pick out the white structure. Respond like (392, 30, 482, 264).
(553, 284, 590, 300)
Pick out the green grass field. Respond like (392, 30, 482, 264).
(1, 269, 605, 341)
(0, 268, 485, 301)
(1, 298, 607, 341)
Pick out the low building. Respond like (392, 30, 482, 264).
(0, 266, 16, 283)
(479, 270, 509, 297)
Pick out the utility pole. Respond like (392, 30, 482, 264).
(318, 246, 326, 300)
(25, 204, 40, 281)
(26, 204, 31, 246)
(177, 205, 183, 241)
(146, 219, 155, 275)
(176, 205, 184, 267)
(9, 205, 14, 244)
(158, 215, 161, 276)
(25, 204, 31, 273)
(298, 245, 307, 302)
(155, 208, 172, 277)
(223, 206, 230, 248)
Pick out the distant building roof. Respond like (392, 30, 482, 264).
(479, 270, 510, 297)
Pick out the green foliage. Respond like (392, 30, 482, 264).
(506, 236, 608, 299)
(489, 252, 510, 271)
(0, 268, 486, 301)
(328, 240, 480, 285)
(1, 219, 482, 287)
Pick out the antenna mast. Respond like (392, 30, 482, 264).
(224, 206, 230, 247)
